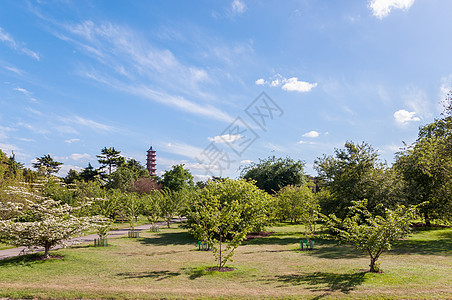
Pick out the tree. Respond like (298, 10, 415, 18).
(322, 200, 417, 272)
(185, 179, 271, 270)
(160, 189, 188, 228)
(32, 154, 63, 176)
(240, 156, 306, 194)
(97, 147, 125, 177)
(142, 191, 163, 231)
(314, 142, 387, 218)
(78, 163, 102, 182)
(109, 159, 149, 191)
(160, 164, 194, 192)
(0, 197, 99, 258)
(394, 117, 452, 225)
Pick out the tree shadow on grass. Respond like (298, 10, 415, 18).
(275, 271, 367, 293)
(309, 243, 365, 260)
(391, 237, 452, 256)
(117, 270, 181, 281)
(181, 266, 221, 280)
(137, 231, 197, 246)
(0, 253, 63, 267)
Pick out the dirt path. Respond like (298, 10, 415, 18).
(0, 218, 183, 260)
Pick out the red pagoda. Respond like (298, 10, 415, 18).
(146, 143, 157, 176)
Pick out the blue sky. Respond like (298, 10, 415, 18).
(0, 0, 451, 181)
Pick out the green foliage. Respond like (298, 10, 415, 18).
(32, 154, 63, 176)
(141, 191, 163, 228)
(160, 189, 188, 228)
(394, 116, 452, 225)
(185, 179, 271, 270)
(275, 184, 319, 240)
(241, 156, 306, 194)
(314, 142, 396, 218)
(322, 200, 417, 272)
(160, 164, 194, 192)
(97, 147, 125, 177)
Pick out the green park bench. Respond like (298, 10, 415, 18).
(198, 241, 211, 251)
(299, 239, 315, 250)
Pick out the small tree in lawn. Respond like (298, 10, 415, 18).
(322, 200, 417, 272)
(142, 191, 163, 231)
(160, 189, 187, 228)
(186, 179, 271, 271)
(0, 197, 98, 258)
(276, 185, 319, 243)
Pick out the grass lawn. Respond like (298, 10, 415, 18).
(0, 223, 451, 299)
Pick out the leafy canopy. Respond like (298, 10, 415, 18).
(240, 156, 306, 194)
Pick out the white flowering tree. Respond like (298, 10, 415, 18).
(0, 197, 101, 258)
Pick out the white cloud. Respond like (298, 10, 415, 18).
(281, 77, 318, 93)
(69, 153, 92, 161)
(208, 134, 242, 143)
(0, 27, 40, 60)
(14, 87, 31, 96)
(65, 138, 80, 144)
(4, 66, 24, 75)
(192, 174, 212, 182)
(394, 109, 420, 124)
(302, 130, 320, 138)
(0, 143, 20, 153)
(257, 75, 317, 93)
(231, 0, 247, 14)
(164, 141, 205, 159)
(255, 78, 265, 85)
(58, 164, 83, 176)
(298, 140, 316, 145)
(369, 0, 415, 19)
(59, 115, 114, 132)
(270, 79, 281, 87)
(240, 159, 253, 164)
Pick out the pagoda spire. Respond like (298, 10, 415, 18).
(146, 141, 156, 176)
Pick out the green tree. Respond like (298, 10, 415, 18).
(322, 200, 417, 272)
(160, 189, 188, 228)
(160, 164, 194, 192)
(314, 142, 387, 218)
(240, 156, 306, 194)
(97, 147, 125, 177)
(109, 159, 149, 191)
(142, 191, 163, 231)
(32, 154, 63, 176)
(394, 117, 452, 225)
(185, 179, 271, 270)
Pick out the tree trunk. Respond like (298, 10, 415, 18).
(44, 243, 51, 259)
(167, 218, 170, 228)
(219, 232, 222, 271)
(369, 257, 377, 273)
(424, 211, 431, 227)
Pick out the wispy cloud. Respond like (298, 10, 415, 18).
(48, 20, 234, 123)
(231, 0, 247, 14)
(163, 141, 205, 159)
(70, 153, 92, 161)
(58, 115, 115, 132)
(0, 27, 40, 60)
(368, 0, 415, 19)
(4, 66, 24, 75)
(65, 138, 80, 144)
